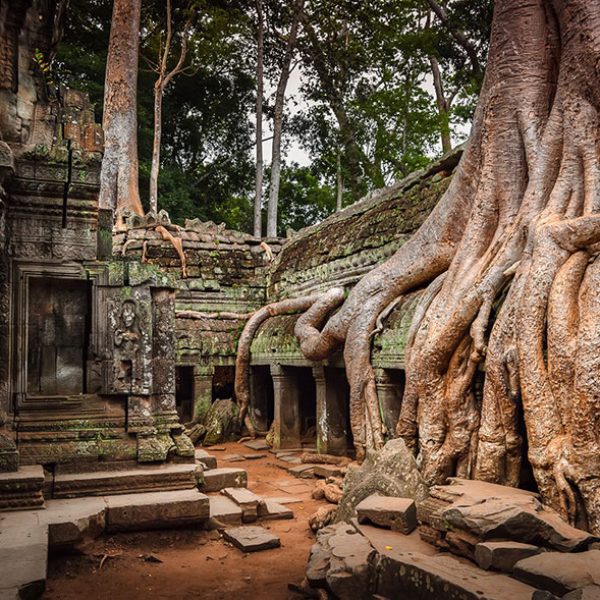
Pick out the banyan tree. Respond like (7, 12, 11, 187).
(236, 0, 600, 535)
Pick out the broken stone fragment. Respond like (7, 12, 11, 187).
(223, 525, 280, 552)
(222, 487, 261, 522)
(356, 494, 417, 534)
(562, 586, 600, 600)
(474, 540, 541, 572)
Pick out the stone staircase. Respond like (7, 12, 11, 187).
(0, 446, 296, 599)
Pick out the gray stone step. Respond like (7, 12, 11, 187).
(52, 463, 201, 498)
(105, 489, 209, 533)
(195, 448, 217, 470)
(201, 467, 247, 493)
(222, 487, 261, 522)
(208, 495, 243, 527)
(0, 465, 45, 511)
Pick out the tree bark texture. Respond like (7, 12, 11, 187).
(266, 0, 304, 238)
(238, 0, 600, 534)
(100, 0, 144, 217)
(254, 0, 264, 238)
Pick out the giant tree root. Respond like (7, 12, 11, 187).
(234, 289, 345, 437)
(256, 0, 600, 535)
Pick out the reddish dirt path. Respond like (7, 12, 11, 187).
(44, 442, 327, 599)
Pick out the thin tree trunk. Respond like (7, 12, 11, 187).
(253, 0, 264, 238)
(429, 55, 452, 154)
(266, 0, 304, 238)
(100, 0, 144, 219)
(336, 151, 343, 212)
(149, 78, 163, 213)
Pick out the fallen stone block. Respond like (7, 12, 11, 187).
(224, 454, 245, 463)
(258, 499, 293, 520)
(195, 448, 217, 470)
(279, 455, 302, 465)
(208, 495, 242, 527)
(223, 525, 280, 552)
(243, 439, 270, 451)
(201, 468, 247, 493)
(313, 464, 346, 479)
(474, 540, 541, 572)
(356, 494, 417, 534)
(222, 487, 261, 522)
(286, 464, 315, 478)
(243, 453, 266, 460)
(512, 550, 600, 596)
(105, 489, 209, 532)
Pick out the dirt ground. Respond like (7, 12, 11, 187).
(44, 442, 329, 599)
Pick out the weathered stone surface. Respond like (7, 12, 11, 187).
(222, 487, 261, 522)
(286, 464, 316, 478)
(356, 494, 417, 534)
(512, 550, 600, 596)
(41, 498, 106, 548)
(105, 489, 209, 532)
(435, 479, 598, 552)
(52, 463, 200, 498)
(201, 468, 247, 493)
(306, 522, 377, 598)
(223, 525, 280, 552)
(0, 512, 47, 600)
(336, 438, 428, 523)
(0, 465, 45, 511)
(563, 586, 600, 600)
(257, 499, 293, 520)
(313, 464, 346, 479)
(474, 540, 541, 572)
(244, 439, 270, 451)
(195, 448, 217, 470)
(208, 495, 243, 527)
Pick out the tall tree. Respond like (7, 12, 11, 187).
(253, 0, 264, 237)
(265, 0, 304, 237)
(148, 0, 195, 214)
(100, 0, 144, 219)
(239, 0, 600, 535)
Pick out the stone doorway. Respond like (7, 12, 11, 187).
(27, 277, 91, 397)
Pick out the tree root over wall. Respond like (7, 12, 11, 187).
(236, 0, 600, 534)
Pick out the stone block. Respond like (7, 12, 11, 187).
(474, 540, 541, 572)
(512, 550, 600, 596)
(257, 499, 293, 520)
(243, 439, 270, 451)
(222, 487, 261, 522)
(105, 489, 209, 532)
(208, 495, 242, 527)
(313, 464, 346, 479)
(0, 465, 45, 511)
(563, 586, 600, 600)
(195, 448, 217, 470)
(201, 468, 247, 493)
(223, 525, 280, 552)
(356, 494, 417, 534)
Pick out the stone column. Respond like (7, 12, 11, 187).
(271, 364, 301, 449)
(249, 367, 270, 432)
(314, 366, 349, 456)
(374, 368, 404, 436)
(193, 364, 214, 423)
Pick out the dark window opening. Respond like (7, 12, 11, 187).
(176, 366, 194, 423)
(213, 365, 235, 401)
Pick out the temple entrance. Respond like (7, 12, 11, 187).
(27, 277, 91, 396)
(250, 365, 274, 433)
(175, 365, 195, 423)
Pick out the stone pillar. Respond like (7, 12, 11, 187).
(249, 367, 269, 432)
(193, 365, 214, 423)
(314, 366, 349, 456)
(374, 368, 404, 436)
(271, 364, 301, 449)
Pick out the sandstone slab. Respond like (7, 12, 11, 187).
(0, 465, 45, 511)
(474, 540, 540, 572)
(208, 495, 242, 527)
(195, 448, 217, 470)
(258, 499, 294, 520)
(223, 525, 280, 552)
(512, 550, 600, 596)
(41, 497, 106, 548)
(313, 464, 346, 479)
(222, 487, 261, 522)
(105, 489, 209, 532)
(201, 468, 247, 492)
(356, 494, 417, 534)
(244, 439, 270, 451)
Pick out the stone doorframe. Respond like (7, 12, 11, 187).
(9, 258, 109, 411)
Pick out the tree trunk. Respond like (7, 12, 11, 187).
(429, 55, 452, 154)
(100, 0, 144, 218)
(149, 78, 163, 214)
(253, 0, 264, 238)
(266, 0, 304, 238)
(336, 151, 343, 212)
(283, 0, 600, 534)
